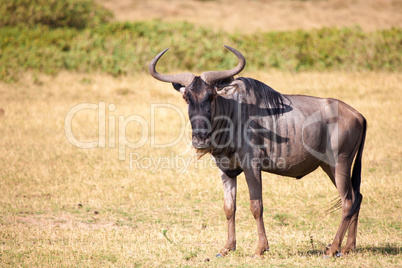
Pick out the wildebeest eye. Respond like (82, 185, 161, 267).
(182, 91, 190, 103)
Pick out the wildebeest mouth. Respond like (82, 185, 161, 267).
(192, 141, 211, 150)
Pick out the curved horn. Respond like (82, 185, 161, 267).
(149, 48, 195, 86)
(200, 45, 246, 85)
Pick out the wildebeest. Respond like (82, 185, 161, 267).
(149, 46, 366, 258)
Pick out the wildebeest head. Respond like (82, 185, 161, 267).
(149, 46, 246, 149)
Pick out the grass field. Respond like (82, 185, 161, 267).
(0, 71, 400, 266)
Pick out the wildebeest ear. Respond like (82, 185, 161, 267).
(216, 80, 245, 97)
(172, 83, 186, 95)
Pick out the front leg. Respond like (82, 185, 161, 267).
(244, 166, 269, 256)
(217, 171, 237, 257)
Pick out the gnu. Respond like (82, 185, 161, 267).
(149, 46, 366, 258)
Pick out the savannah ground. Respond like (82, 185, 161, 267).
(0, 71, 400, 266)
(0, 0, 401, 267)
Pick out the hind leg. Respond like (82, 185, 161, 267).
(322, 160, 354, 257)
(322, 161, 362, 256)
(342, 192, 362, 254)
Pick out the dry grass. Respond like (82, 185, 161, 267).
(96, 0, 402, 33)
(0, 71, 400, 266)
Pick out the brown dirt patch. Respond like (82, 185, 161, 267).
(96, 0, 402, 33)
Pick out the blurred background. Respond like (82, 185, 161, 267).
(0, 0, 401, 81)
(98, 0, 402, 32)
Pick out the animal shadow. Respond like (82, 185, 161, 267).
(298, 243, 401, 256)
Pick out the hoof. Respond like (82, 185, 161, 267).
(323, 252, 343, 259)
(252, 248, 268, 258)
(216, 247, 235, 257)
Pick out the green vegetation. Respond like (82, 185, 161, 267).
(0, 0, 113, 29)
(0, 0, 401, 82)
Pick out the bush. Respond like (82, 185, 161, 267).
(0, 21, 401, 82)
(0, 0, 113, 29)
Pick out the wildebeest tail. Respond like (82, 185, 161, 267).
(346, 117, 367, 220)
